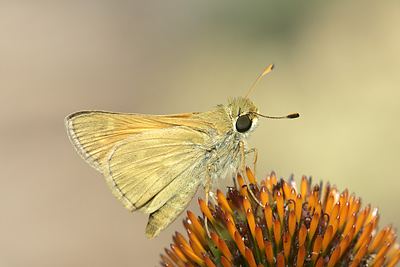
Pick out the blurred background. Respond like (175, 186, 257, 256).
(1, 1, 399, 266)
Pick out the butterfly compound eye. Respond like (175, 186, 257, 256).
(236, 115, 252, 133)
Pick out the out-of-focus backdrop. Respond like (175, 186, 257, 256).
(1, 1, 399, 266)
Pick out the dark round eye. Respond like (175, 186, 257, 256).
(236, 115, 252, 133)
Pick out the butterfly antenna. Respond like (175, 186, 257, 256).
(253, 112, 300, 119)
(244, 64, 275, 99)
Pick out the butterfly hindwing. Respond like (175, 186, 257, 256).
(102, 126, 208, 212)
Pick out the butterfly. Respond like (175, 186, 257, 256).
(65, 64, 299, 238)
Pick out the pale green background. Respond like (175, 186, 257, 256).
(1, 1, 399, 266)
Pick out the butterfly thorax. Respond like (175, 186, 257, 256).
(191, 97, 259, 184)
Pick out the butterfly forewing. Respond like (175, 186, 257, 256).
(65, 111, 198, 170)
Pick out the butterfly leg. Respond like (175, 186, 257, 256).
(205, 164, 216, 206)
(236, 141, 264, 208)
(203, 164, 216, 238)
(247, 147, 258, 183)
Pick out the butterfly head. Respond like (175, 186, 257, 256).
(227, 97, 299, 138)
(228, 97, 260, 137)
